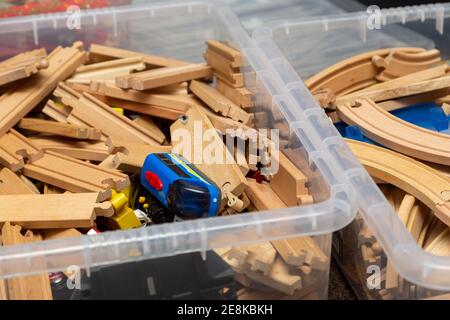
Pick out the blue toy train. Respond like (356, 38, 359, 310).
(140, 153, 221, 220)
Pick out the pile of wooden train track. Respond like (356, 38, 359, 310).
(0, 41, 325, 300)
(309, 47, 450, 299)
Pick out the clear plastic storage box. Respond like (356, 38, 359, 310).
(0, 1, 357, 300)
(253, 4, 450, 299)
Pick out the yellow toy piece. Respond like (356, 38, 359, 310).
(112, 107, 124, 115)
(110, 189, 141, 230)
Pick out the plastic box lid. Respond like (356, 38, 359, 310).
(0, 1, 356, 279)
(252, 4, 450, 290)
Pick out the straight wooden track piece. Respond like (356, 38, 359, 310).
(204, 49, 240, 76)
(373, 49, 441, 81)
(0, 48, 46, 67)
(106, 137, 171, 173)
(377, 87, 450, 112)
(216, 80, 253, 109)
(339, 99, 450, 165)
(88, 44, 189, 68)
(206, 40, 243, 67)
(132, 115, 165, 145)
(305, 48, 425, 96)
(424, 229, 450, 256)
(1, 222, 52, 300)
(228, 242, 276, 275)
(0, 168, 37, 195)
(189, 80, 252, 124)
(18, 118, 102, 140)
(84, 81, 192, 113)
(355, 63, 447, 94)
(0, 129, 43, 171)
(22, 150, 129, 201)
(0, 56, 48, 87)
(337, 75, 450, 104)
(269, 152, 309, 207)
(214, 70, 244, 88)
(345, 139, 450, 226)
(170, 104, 248, 202)
(0, 43, 87, 136)
(116, 63, 212, 91)
(54, 83, 161, 145)
(29, 136, 109, 161)
(0, 193, 113, 228)
(67, 57, 146, 85)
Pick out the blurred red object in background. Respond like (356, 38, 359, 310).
(0, 0, 132, 18)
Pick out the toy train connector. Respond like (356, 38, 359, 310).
(140, 153, 221, 220)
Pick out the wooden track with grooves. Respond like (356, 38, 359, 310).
(305, 48, 425, 96)
(338, 98, 450, 165)
(345, 139, 450, 227)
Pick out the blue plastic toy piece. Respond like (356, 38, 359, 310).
(141, 153, 221, 219)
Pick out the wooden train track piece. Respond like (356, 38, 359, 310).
(54, 83, 161, 145)
(345, 139, 450, 226)
(0, 43, 87, 136)
(0, 193, 113, 229)
(246, 179, 327, 269)
(354, 63, 447, 95)
(214, 70, 244, 88)
(18, 118, 102, 140)
(305, 48, 425, 96)
(228, 242, 276, 276)
(377, 87, 450, 112)
(83, 81, 192, 114)
(337, 75, 450, 104)
(1, 222, 52, 300)
(204, 49, 240, 76)
(106, 137, 171, 174)
(116, 63, 212, 91)
(189, 80, 252, 124)
(0, 168, 37, 195)
(0, 55, 48, 87)
(424, 228, 450, 256)
(0, 129, 43, 171)
(29, 136, 110, 161)
(67, 57, 146, 85)
(132, 115, 166, 145)
(0, 48, 46, 67)
(88, 44, 189, 68)
(339, 99, 450, 165)
(206, 40, 243, 67)
(170, 104, 248, 203)
(215, 80, 253, 109)
(373, 49, 441, 81)
(22, 150, 130, 201)
(269, 152, 309, 207)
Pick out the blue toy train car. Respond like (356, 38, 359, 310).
(140, 153, 221, 219)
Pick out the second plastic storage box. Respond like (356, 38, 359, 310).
(253, 4, 450, 299)
(0, 1, 357, 299)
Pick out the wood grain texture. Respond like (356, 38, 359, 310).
(0, 43, 86, 136)
(346, 139, 450, 227)
(339, 99, 450, 165)
(206, 40, 243, 67)
(0, 193, 113, 228)
(0, 168, 37, 195)
(54, 83, 161, 145)
(116, 63, 212, 91)
(170, 104, 247, 203)
(18, 118, 102, 140)
(1, 222, 52, 300)
(89, 44, 189, 68)
(23, 150, 129, 201)
(189, 80, 252, 124)
(0, 129, 43, 172)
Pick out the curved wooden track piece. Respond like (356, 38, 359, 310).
(305, 48, 424, 96)
(338, 98, 450, 165)
(373, 49, 441, 81)
(345, 139, 450, 227)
